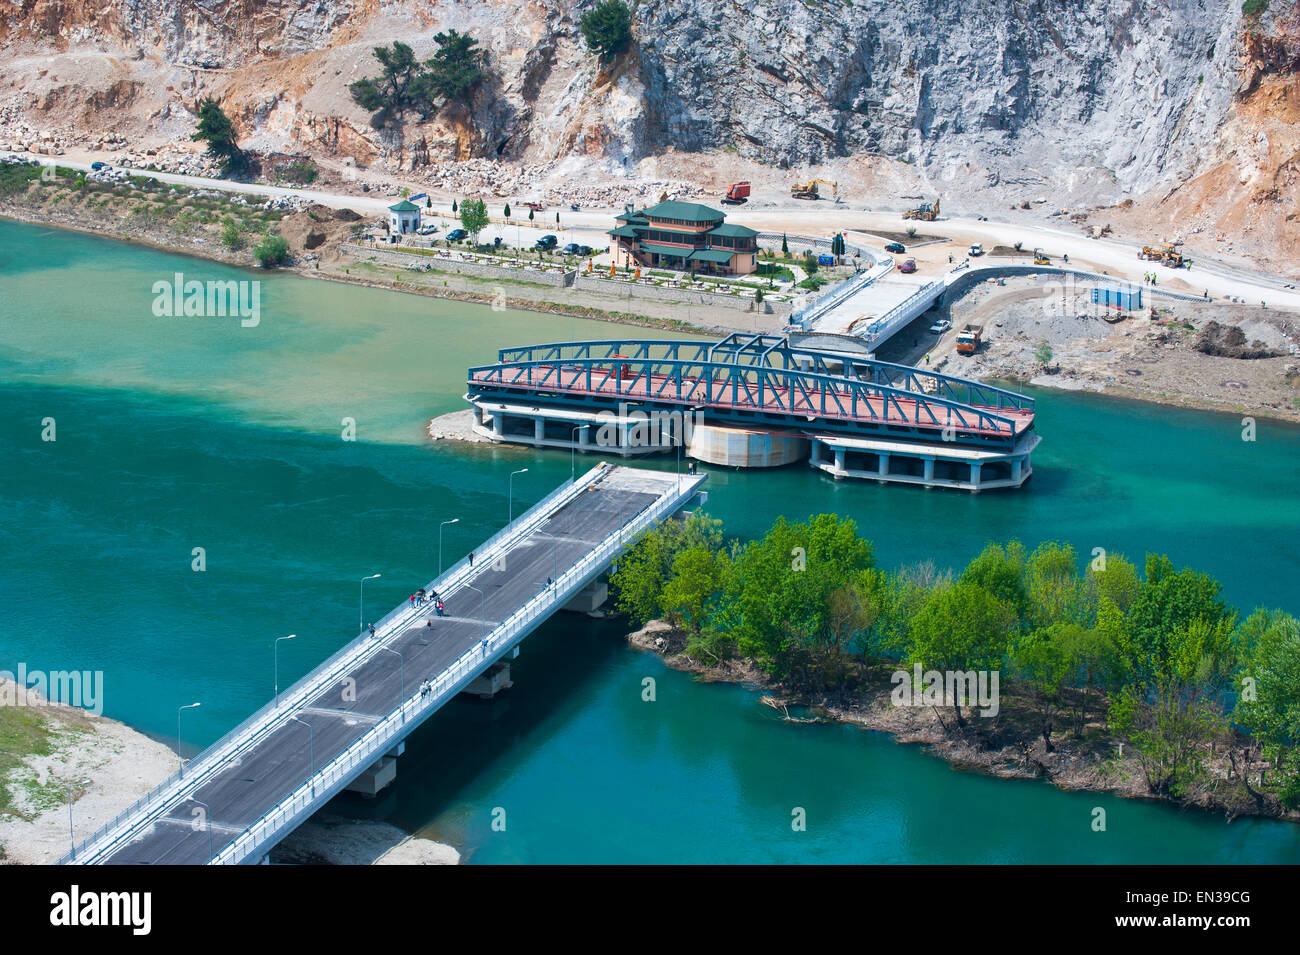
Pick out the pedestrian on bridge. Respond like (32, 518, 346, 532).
(368, 623, 376, 639)
(468, 551, 475, 567)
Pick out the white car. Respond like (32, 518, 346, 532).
(929, 320, 951, 334)
(968, 244, 984, 256)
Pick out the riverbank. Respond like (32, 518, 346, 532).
(627, 621, 1296, 824)
(0, 679, 458, 864)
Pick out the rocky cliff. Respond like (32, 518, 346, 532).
(0, 1, 1295, 233)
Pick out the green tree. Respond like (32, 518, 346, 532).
(191, 98, 247, 177)
(459, 198, 489, 245)
(1233, 609, 1300, 806)
(610, 512, 724, 625)
(1126, 554, 1230, 680)
(1011, 626, 1074, 750)
(1023, 541, 1080, 629)
(580, 0, 633, 61)
(253, 232, 291, 268)
(660, 545, 729, 637)
(781, 233, 789, 255)
(959, 541, 1027, 621)
(425, 29, 485, 112)
(503, 202, 511, 220)
(907, 581, 1017, 727)
(1034, 340, 1053, 364)
(350, 35, 484, 129)
(731, 514, 875, 679)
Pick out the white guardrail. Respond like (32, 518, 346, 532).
(210, 471, 705, 864)
(63, 466, 617, 865)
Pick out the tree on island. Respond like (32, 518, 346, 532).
(349, 34, 485, 130)
(581, 0, 633, 61)
(192, 98, 248, 177)
(459, 198, 489, 245)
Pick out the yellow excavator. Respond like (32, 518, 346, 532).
(1033, 247, 1051, 265)
(903, 197, 940, 221)
(791, 179, 839, 200)
(1139, 242, 1187, 268)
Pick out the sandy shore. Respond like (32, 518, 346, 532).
(0, 678, 459, 865)
(0, 678, 176, 864)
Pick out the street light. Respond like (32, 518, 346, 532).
(439, 519, 459, 575)
(508, 468, 529, 524)
(288, 715, 315, 793)
(66, 781, 75, 861)
(464, 582, 486, 642)
(189, 797, 214, 862)
(381, 646, 405, 700)
(571, 424, 590, 482)
(177, 702, 200, 778)
(359, 573, 381, 634)
(274, 634, 297, 706)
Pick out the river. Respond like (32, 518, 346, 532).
(2, 218, 1297, 863)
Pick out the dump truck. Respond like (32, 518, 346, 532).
(1033, 248, 1051, 265)
(791, 179, 838, 200)
(903, 197, 940, 221)
(721, 181, 751, 204)
(956, 323, 984, 355)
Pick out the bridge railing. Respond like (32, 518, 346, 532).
(488, 338, 1033, 413)
(61, 466, 609, 865)
(469, 357, 1024, 441)
(212, 472, 706, 864)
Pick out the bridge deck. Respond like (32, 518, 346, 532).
(469, 366, 1034, 438)
(88, 466, 694, 865)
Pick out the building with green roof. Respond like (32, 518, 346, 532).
(388, 200, 423, 235)
(608, 200, 759, 276)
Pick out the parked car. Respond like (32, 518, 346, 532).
(577, 245, 594, 256)
(561, 242, 583, 256)
(534, 234, 558, 250)
(929, 319, 951, 334)
(445, 228, 467, 241)
(899, 258, 918, 273)
(417, 224, 438, 235)
(90, 161, 110, 171)
(968, 243, 984, 256)
(885, 242, 906, 254)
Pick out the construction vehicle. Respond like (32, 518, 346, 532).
(1139, 242, 1188, 268)
(968, 243, 984, 256)
(903, 197, 940, 221)
(721, 181, 751, 205)
(791, 179, 838, 200)
(956, 323, 984, 355)
(1033, 248, 1051, 265)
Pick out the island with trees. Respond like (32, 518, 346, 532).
(611, 512, 1300, 820)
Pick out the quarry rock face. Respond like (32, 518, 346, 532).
(0, 0, 1288, 209)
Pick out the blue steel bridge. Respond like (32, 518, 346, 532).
(466, 334, 1036, 450)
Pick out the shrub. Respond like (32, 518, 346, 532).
(254, 232, 291, 268)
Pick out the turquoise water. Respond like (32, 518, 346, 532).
(2, 218, 1298, 863)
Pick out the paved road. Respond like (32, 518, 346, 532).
(27, 154, 1299, 308)
(103, 483, 655, 864)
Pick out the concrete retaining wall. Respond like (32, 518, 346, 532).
(341, 243, 575, 287)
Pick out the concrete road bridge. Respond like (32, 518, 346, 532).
(62, 464, 705, 865)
